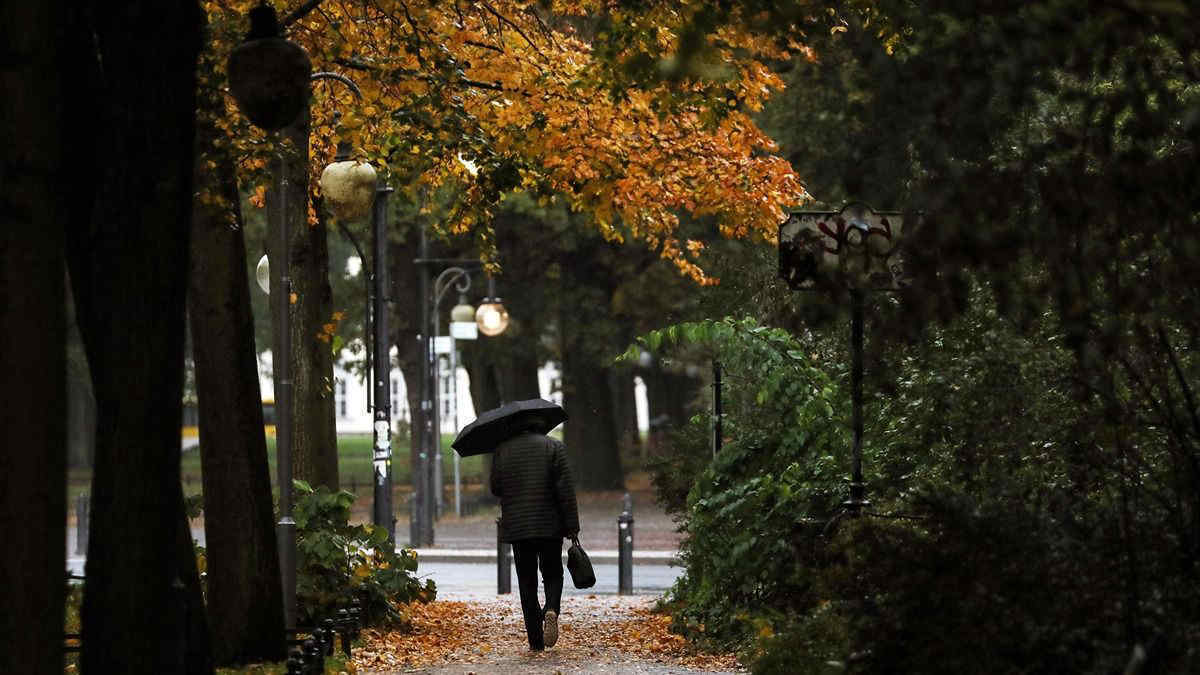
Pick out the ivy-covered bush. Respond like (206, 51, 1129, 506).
(293, 480, 435, 626)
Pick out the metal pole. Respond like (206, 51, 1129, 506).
(618, 493, 634, 595)
(273, 151, 297, 630)
(712, 360, 723, 458)
(372, 186, 394, 541)
(846, 289, 868, 514)
(75, 493, 89, 556)
(452, 340, 461, 517)
(414, 226, 434, 547)
(432, 298, 443, 520)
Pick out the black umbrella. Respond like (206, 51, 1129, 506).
(451, 398, 567, 457)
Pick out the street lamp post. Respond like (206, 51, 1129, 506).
(319, 136, 398, 541)
(449, 298, 477, 516)
(227, 1, 312, 631)
(272, 153, 298, 628)
(413, 229, 433, 547)
(779, 203, 907, 515)
(412, 236, 509, 545)
(431, 267, 474, 519)
(370, 186, 395, 539)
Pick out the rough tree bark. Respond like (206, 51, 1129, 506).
(610, 367, 642, 462)
(63, 2, 213, 672)
(387, 227, 424, 528)
(0, 2, 66, 672)
(643, 366, 703, 430)
(462, 333, 542, 409)
(273, 117, 339, 490)
(557, 244, 625, 491)
(562, 353, 625, 490)
(187, 40, 285, 662)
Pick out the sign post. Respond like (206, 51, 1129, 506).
(779, 203, 907, 514)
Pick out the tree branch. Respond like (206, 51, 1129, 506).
(281, 0, 324, 29)
(1159, 324, 1200, 440)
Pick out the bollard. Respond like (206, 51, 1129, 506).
(303, 638, 322, 674)
(357, 588, 372, 627)
(285, 648, 305, 675)
(312, 628, 328, 661)
(322, 618, 336, 656)
(336, 609, 352, 657)
(618, 492, 634, 595)
(75, 493, 89, 555)
(497, 517, 511, 594)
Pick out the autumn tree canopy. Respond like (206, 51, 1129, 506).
(203, 0, 807, 283)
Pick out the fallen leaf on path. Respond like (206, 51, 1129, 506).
(351, 595, 743, 672)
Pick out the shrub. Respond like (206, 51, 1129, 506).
(624, 318, 848, 652)
(293, 480, 434, 626)
(635, 304, 1200, 673)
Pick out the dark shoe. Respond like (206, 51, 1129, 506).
(543, 609, 558, 648)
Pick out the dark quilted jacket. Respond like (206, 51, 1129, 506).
(490, 432, 580, 543)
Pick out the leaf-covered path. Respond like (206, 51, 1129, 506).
(352, 594, 746, 674)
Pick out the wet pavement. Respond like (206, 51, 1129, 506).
(65, 489, 687, 596)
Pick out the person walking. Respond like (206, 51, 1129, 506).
(490, 416, 580, 651)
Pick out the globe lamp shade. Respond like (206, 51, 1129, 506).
(256, 254, 271, 293)
(319, 158, 377, 221)
(227, 4, 312, 131)
(475, 300, 509, 337)
(450, 300, 478, 340)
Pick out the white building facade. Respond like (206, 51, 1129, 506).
(257, 348, 646, 436)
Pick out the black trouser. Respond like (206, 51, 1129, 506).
(511, 537, 564, 649)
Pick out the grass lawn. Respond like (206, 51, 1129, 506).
(67, 433, 488, 519)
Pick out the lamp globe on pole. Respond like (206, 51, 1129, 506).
(475, 298, 509, 337)
(319, 142, 377, 221)
(256, 254, 271, 294)
(226, 3, 312, 131)
(450, 296, 478, 340)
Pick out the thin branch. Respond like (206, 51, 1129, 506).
(466, 40, 505, 53)
(1159, 324, 1200, 440)
(479, 0, 547, 61)
(523, 5, 560, 49)
(281, 0, 325, 29)
(334, 57, 376, 71)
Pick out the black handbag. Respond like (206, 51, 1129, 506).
(566, 536, 596, 589)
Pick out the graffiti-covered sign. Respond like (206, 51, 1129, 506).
(779, 203, 908, 291)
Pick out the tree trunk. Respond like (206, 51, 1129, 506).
(610, 367, 641, 463)
(188, 51, 285, 663)
(274, 118, 339, 490)
(461, 329, 543, 483)
(388, 226, 425, 541)
(0, 3, 66, 672)
(67, 287, 97, 469)
(562, 354, 625, 491)
(462, 334, 542, 408)
(644, 366, 702, 430)
(64, 3, 212, 672)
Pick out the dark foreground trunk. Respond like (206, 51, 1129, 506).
(0, 3, 66, 672)
(64, 3, 212, 672)
(188, 52, 285, 663)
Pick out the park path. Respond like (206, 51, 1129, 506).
(352, 594, 745, 675)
